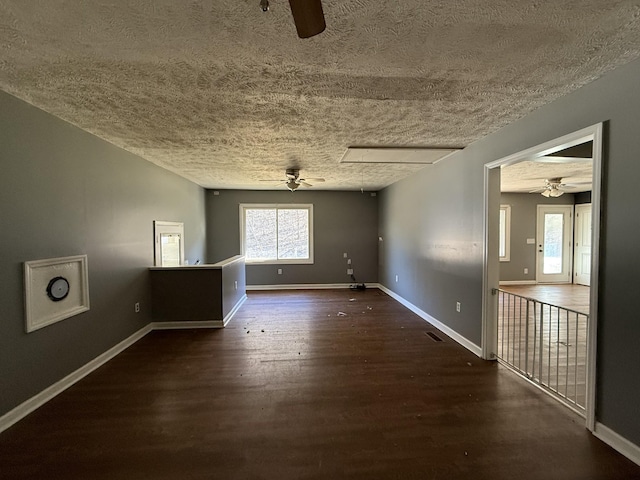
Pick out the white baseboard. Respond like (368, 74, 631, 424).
(378, 285, 483, 357)
(0, 324, 152, 434)
(0, 294, 250, 434)
(150, 295, 247, 330)
(499, 280, 537, 285)
(223, 294, 247, 326)
(594, 422, 640, 466)
(152, 320, 223, 329)
(247, 283, 377, 291)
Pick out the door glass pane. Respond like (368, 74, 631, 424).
(277, 209, 309, 259)
(245, 209, 278, 260)
(543, 213, 563, 274)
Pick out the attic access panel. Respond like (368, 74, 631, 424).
(339, 147, 460, 165)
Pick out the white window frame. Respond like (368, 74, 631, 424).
(240, 204, 314, 265)
(154, 221, 185, 267)
(499, 205, 511, 262)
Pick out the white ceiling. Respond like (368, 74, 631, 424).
(1, 1, 639, 191)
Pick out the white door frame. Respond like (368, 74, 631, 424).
(482, 123, 603, 431)
(536, 205, 574, 284)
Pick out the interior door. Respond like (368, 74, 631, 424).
(536, 205, 573, 283)
(574, 204, 592, 286)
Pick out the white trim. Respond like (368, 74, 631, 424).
(246, 283, 368, 291)
(151, 321, 223, 329)
(484, 124, 599, 169)
(594, 422, 640, 467)
(0, 324, 152, 433)
(586, 122, 603, 432)
(499, 280, 537, 286)
(24, 254, 90, 333)
(378, 285, 483, 357)
(149, 294, 248, 329)
(483, 122, 603, 431)
(0, 293, 250, 434)
(223, 294, 247, 326)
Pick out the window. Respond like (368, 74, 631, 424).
(240, 204, 313, 264)
(499, 205, 511, 262)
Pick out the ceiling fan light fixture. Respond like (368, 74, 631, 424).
(288, 0, 326, 38)
(286, 179, 300, 191)
(540, 185, 564, 197)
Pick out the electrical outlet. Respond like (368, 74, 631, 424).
(456, 302, 461, 313)
(134, 302, 140, 313)
(347, 268, 354, 275)
(277, 268, 282, 275)
(395, 275, 399, 283)
(524, 268, 529, 274)
(347, 259, 351, 265)
(234, 281, 238, 290)
(343, 252, 348, 258)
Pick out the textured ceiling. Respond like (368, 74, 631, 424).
(1, 1, 640, 191)
(501, 142, 593, 193)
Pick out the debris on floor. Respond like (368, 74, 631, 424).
(337, 311, 347, 316)
(349, 298, 356, 302)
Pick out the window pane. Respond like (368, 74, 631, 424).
(499, 209, 506, 257)
(245, 209, 277, 260)
(543, 213, 563, 274)
(277, 209, 309, 259)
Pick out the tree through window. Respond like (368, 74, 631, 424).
(240, 204, 313, 264)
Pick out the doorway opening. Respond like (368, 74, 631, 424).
(482, 124, 603, 431)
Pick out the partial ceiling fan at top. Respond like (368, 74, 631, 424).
(260, 0, 326, 38)
(260, 168, 325, 191)
(530, 177, 591, 197)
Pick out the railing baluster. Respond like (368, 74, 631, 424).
(524, 298, 530, 377)
(565, 310, 570, 402)
(556, 306, 560, 394)
(575, 312, 580, 407)
(496, 289, 587, 416)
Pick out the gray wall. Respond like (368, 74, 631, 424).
(0, 91, 206, 417)
(379, 57, 640, 445)
(206, 190, 378, 285)
(499, 192, 576, 282)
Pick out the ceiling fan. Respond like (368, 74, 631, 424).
(259, 0, 326, 38)
(529, 177, 591, 197)
(261, 168, 325, 191)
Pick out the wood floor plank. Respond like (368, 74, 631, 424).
(1, 289, 638, 479)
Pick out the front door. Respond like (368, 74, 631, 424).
(536, 205, 573, 283)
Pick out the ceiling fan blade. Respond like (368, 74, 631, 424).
(303, 177, 325, 182)
(562, 181, 592, 187)
(299, 181, 313, 187)
(529, 187, 547, 193)
(288, 0, 326, 38)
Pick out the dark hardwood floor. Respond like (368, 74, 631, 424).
(1, 289, 639, 479)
